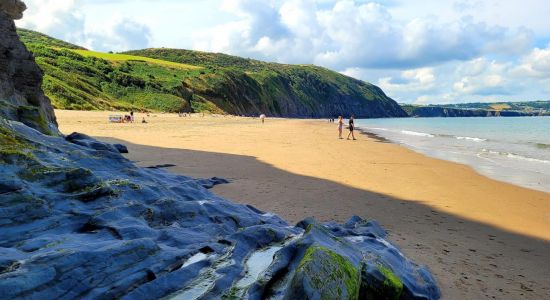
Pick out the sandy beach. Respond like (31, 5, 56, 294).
(56, 110, 550, 299)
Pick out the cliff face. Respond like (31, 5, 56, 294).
(0, 4, 57, 134)
(405, 106, 539, 118)
(125, 48, 409, 118)
(182, 67, 407, 118)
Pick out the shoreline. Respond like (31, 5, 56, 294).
(354, 118, 550, 194)
(56, 110, 550, 299)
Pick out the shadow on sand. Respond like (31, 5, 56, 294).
(100, 137, 549, 299)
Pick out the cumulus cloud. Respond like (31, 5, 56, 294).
(512, 45, 550, 78)
(83, 17, 152, 52)
(194, 0, 533, 70)
(378, 68, 437, 94)
(16, 0, 152, 52)
(374, 56, 537, 103)
(16, 0, 86, 43)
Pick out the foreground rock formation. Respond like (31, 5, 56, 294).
(0, 2, 439, 299)
(0, 2, 57, 134)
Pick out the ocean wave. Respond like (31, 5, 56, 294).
(400, 130, 435, 137)
(456, 136, 487, 142)
(481, 149, 550, 164)
(506, 153, 550, 164)
(481, 149, 501, 155)
(368, 127, 391, 131)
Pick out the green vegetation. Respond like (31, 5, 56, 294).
(71, 49, 201, 70)
(0, 124, 35, 163)
(298, 246, 360, 299)
(359, 263, 403, 300)
(376, 265, 403, 299)
(124, 48, 402, 117)
(17, 28, 85, 50)
(18, 28, 404, 117)
(19, 29, 196, 112)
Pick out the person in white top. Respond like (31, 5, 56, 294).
(337, 116, 344, 139)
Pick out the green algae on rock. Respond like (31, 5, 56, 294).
(292, 246, 360, 300)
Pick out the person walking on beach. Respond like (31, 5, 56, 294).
(260, 113, 266, 124)
(130, 110, 134, 123)
(337, 116, 344, 139)
(347, 115, 356, 140)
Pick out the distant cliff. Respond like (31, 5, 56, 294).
(401, 105, 544, 118)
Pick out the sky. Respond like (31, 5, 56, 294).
(15, 0, 550, 104)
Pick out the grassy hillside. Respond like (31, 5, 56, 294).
(124, 48, 406, 117)
(18, 30, 200, 112)
(17, 28, 85, 50)
(18, 28, 406, 117)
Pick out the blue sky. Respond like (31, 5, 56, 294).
(16, 0, 550, 104)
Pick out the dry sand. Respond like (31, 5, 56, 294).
(56, 110, 550, 299)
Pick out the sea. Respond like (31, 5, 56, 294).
(355, 117, 550, 193)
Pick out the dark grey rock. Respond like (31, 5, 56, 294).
(0, 0, 26, 20)
(0, 6, 57, 134)
(113, 143, 129, 153)
(196, 176, 230, 189)
(0, 121, 440, 299)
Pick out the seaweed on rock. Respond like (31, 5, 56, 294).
(0, 121, 440, 299)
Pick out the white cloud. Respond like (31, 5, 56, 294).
(513, 46, 550, 78)
(193, 0, 533, 70)
(16, 0, 152, 52)
(83, 17, 152, 52)
(379, 68, 437, 95)
(16, 0, 85, 42)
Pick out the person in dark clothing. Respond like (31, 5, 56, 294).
(347, 115, 356, 140)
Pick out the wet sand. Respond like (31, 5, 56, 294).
(56, 110, 550, 299)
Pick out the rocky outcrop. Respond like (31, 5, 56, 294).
(0, 4, 57, 134)
(0, 0, 26, 20)
(0, 124, 440, 299)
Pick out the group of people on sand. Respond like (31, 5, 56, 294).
(123, 111, 147, 123)
(336, 115, 356, 140)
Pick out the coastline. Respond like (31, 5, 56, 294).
(354, 117, 550, 194)
(56, 110, 550, 299)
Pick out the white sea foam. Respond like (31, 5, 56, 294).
(369, 127, 390, 131)
(506, 153, 550, 164)
(400, 130, 434, 137)
(482, 149, 550, 164)
(456, 136, 486, 142)
(481, 149, 502, 155)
